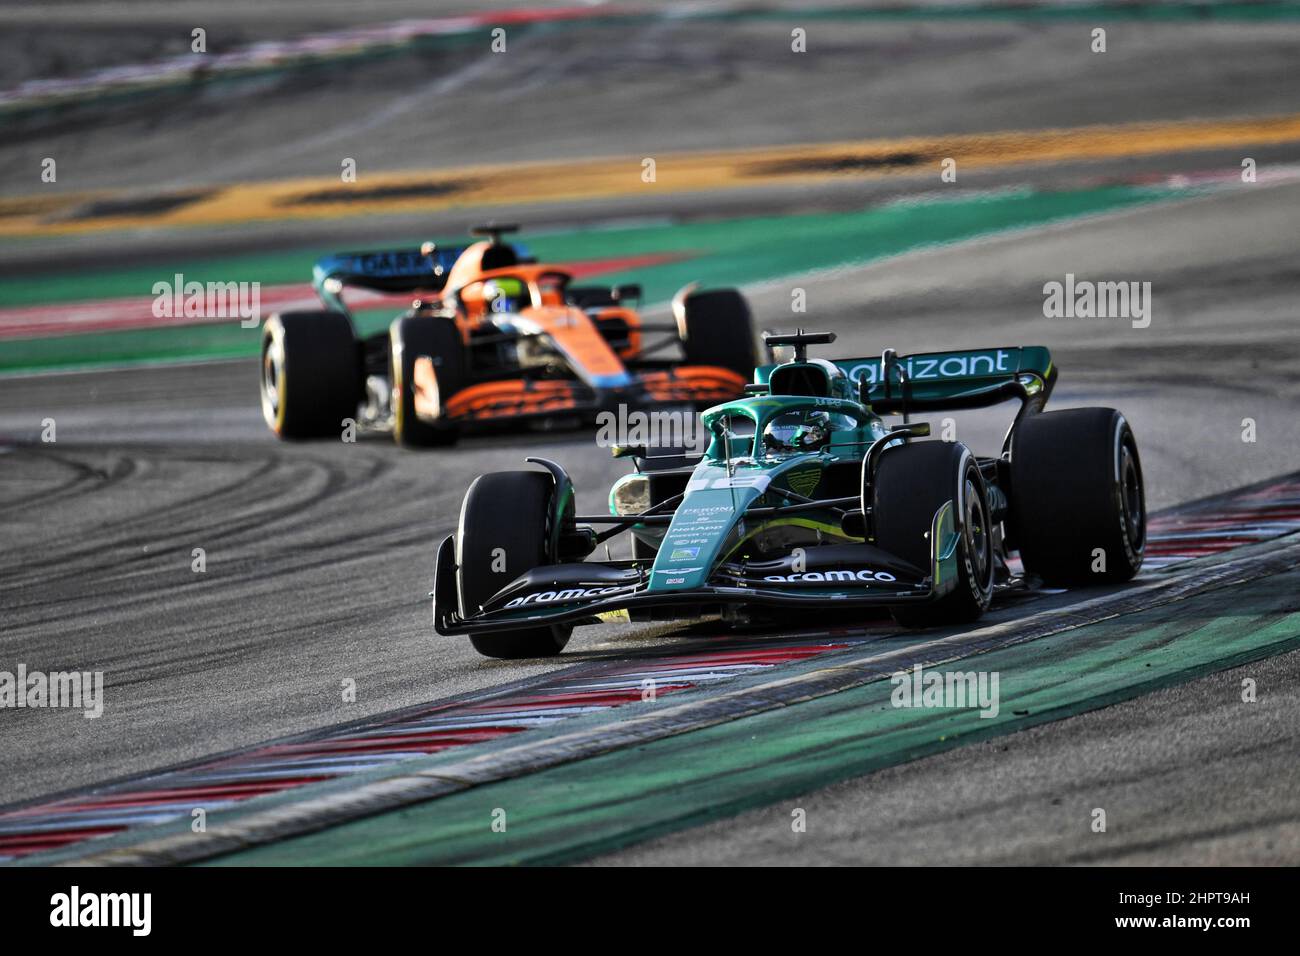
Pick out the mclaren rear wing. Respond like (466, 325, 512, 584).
(310, 242, 528, 313)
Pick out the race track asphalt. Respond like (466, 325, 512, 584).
(1, 4, 1297, 863)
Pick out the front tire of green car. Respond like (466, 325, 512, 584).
(872, 440, 995, 628)
(457, 471, 573, 659)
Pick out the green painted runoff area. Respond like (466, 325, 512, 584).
(2, 185, 1187, 373)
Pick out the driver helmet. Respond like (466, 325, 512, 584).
(763, 410, 831, 454)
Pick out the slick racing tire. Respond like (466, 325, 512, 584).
(677, 288, 757, 379)
(261, 310, 361, 439)
(391, 316, 462, 448)
(872, 440, 995, 628)
(458, 471, 573, 659)
(1009, 407, 1145, 586)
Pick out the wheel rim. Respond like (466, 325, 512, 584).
(963, 474, 992, 589)
(1118, 441, 1145, 553)
(262, 339, 283, 415)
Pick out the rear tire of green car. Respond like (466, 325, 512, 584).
(1009, 407, 1145, 586)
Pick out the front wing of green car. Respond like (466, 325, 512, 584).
(432, 500, 960, 636)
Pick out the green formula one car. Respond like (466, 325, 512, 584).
(433, 331, 1146, 659)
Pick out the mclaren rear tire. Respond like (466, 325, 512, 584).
(391, 316, 462, 448)
(1009, 407, 1145, 586)
(872, 440, 995, 628)
(678, 288, 757, 379)
(457, 471, 573, 659)
(261, 310, 361, 439)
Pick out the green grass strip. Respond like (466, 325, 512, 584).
(2, 184, 1186, 374)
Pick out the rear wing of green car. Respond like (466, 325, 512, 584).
(755, 345, 1056, 413)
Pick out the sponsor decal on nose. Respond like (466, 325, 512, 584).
(762, 569, 898, 583)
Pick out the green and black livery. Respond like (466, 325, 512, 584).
(434, 331, 1146, 659)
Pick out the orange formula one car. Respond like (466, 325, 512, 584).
(260, 225, 756, 446)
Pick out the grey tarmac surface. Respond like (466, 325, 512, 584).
(2, 180, 1297, 811)
(0, 5, 1297, 863)
(4, 11, 1299, 194)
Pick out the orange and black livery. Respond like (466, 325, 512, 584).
(260, 224, 756, 446)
